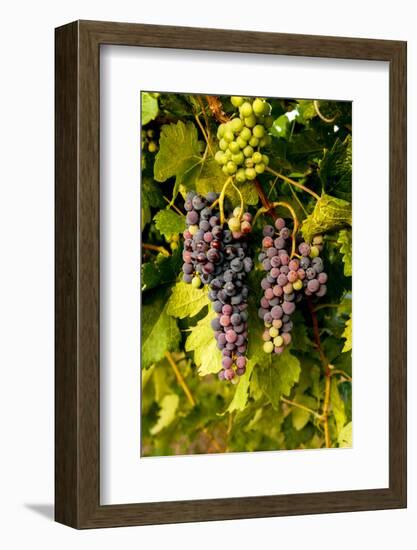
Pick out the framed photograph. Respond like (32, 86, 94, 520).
(55, 20, 407, 528)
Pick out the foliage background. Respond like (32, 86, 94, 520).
(141, 92, 352, 456)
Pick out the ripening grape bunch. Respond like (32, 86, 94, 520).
(214, 97, 273, 183)
(258, 220, 328, 355)
(182, 191, 253, 383)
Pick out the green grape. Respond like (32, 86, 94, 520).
(236, 136, 247, 149)
(228, 217, 241, 232)
(240, 127, 252, 142)
(269, 327, 279, 338)
(222, 165, 229, 175)
(260, 135, 272, 147)
(231, 117, 244, 133)
(245, 158, 254, 168)
(244, 115, 257, 128)
(147, 129, 154, 138)
(252, 152, 263, 164)
(226, 161, 237, 175)
(310, 246, 320, 258)
(219, 138, 228, 151)
(236, 168, 246, 183)
(148, 141, 158, 153)
(263, 102, 272, 116)
(255, 162, 265, 174)
(228, 141, 240, 154)
(262, 154, 270, 166)
(249, 136, 259, 147)
(217, 124, 226, 138)
(273, 335, 284, 347)
(263, 341, 274, 354)
(245, 167, 256, 180)
(231, 96, 244, 107)
(253, 124, 265, 138)
(240, 102, 253, 117)
(293, 279, 303, 291)
(215, 150, 227, 165)
(224, 130, 234, 143)
(243, 145, 254, 158)
(252, 98, 265, 116)
(191, 276, 202, 289)
(232, 152, 244, 165)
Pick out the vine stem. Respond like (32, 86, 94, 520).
(163, 196, 184, 216)
(194, 113, 213, 156)
(142, 243, 170, 257)
(164, 351, 196, 407)
(265, 166, 320, 201)
(313, 100, 337, 124)
(307, 297, 331, 448)
(330, 369, 352, 382)
(281, 397, 322, 419)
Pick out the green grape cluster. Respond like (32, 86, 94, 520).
(214, 97, 273, 183)
(141, 128, 158, 153)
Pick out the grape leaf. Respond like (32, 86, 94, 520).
(338, 421, 352, 448)
(320, 135, 352, 199)
(296, 100, 317, 124)
(142, 296, 180, 369)
(301, 193, 351, 242)
(226, 360, 255, 413)
(153, 209, 185, 239)
(337, 229, 352, 276)
(185, 310, 222, 376)
(255, 349, 301, 410)
(291, 395, 318, 431)
(150, 394, 179, 435)
(154, 121, 201, 182)
(270, 114, 290, 139)
(342, 314, 352, 352)
(330, 378, 346, 434)
(141, 248, 182, 291)
(141, 92, 159, 125)
(141, 177, 165, 230)
(167, 282, 210, 319)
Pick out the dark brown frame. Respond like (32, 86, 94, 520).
(55, 20, 407, 529)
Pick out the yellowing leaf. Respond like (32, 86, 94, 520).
(141, 92, 159, 125)
(301, 193, 351, 242)
(226, 360, 255, 413)
(153, 209, 185, 239)
(338, 421, 352, 448)
(337, 229, 352, 277)
(150, 394, 179, 435)
(167, 282, 210, 319)
(342, 314, 352, 352)
(185, 310, 222, 376)
(142, 297, 180, 369)
(154, 121, 201, 182)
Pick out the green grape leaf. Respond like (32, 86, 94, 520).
(291, 395, 318, 431)
(142, 296, 180, 369)
(296, 100, 317, 124)
(270, 114, 290, 139)
(150, 393, 179, 435)
(154, 121, 201, 182)
(338, 421, 352, 448)
(320, 136, 352, 199)
(330, 378, 347, 434)
(141, 248, 182, 291)
(226, 360, 255, 413)
(141, 177, 165, 230)
(255, 349, 301, 409)
(337, 229, 352, 276)
(153, 208, 185, 239)
(167, 282, 210, 319)
(141, 92, 159, 125)
(185, 310, 222, 376)
(301, 193, 351, 242)
(342, 314, 352, 353)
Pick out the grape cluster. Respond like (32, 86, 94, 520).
(141, 128, 158, 153)
(297, 240, 328, 298)
(182, 192, 253, 382)
(258, 218, 301, 354)
(214, 97, 273, 183)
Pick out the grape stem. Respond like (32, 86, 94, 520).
(142, 243, 170, 257)
(253, 200, 299, 258)
(163, 196, 184, 216)
(164, 351, 196, 407)
(307, 297, 332, 448)
(265, 166, 320, 201)
(281, 397, 322, 419)
(194, 112, 213, 156)
(231, 180, 244, 220)
(313, 100, 337, 124)
(330, 369, 352, 382)
(218, 177, 233, 225)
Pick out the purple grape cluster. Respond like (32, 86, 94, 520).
(182, 191, 253, 383)
(297, 241, 328, 298)
(258, 218, 302, 354)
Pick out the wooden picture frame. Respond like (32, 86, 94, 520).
(55, 20, 407, 529)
